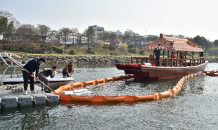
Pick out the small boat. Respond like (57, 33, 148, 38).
(115, 33, 208, 81)
(0, 74, 72, 88)
(0, 52, 73, 88)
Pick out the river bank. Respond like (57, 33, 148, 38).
(20, 54, 132, 64)
(21, 54, 218, 64)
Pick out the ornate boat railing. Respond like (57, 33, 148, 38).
(130, 57, 205, 67)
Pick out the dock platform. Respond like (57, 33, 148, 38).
(0, 84, 59, 109)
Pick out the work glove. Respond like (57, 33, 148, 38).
(35, 77, 39, 80)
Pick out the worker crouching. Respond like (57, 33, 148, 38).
(39, 66, 57, 92)
(62, 61, 74, 78)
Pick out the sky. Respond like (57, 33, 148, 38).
(1, 0, 218, 41)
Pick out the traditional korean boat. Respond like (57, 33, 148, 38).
(115, 33, 208, 81)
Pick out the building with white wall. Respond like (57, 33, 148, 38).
(88, 25, 104, 42)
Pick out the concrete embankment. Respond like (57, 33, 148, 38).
(18, 55, 133, 64)
(1, 54, 216, 65)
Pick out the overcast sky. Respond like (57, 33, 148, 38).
(1, 0, 217, 41)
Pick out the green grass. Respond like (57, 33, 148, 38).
(2, 44, 217, 58)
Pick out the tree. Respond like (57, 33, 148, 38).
(84, 28, 95, 49)
(120, 43, 128, 55)
(47, 30, 58, 53)
(108, 32, 117, 46)
(47, 30, 58, 44)
(8, 19, 20, 50)
(132, 33, 140, 48)
(71, 28, 78, 45)
(16, 24, 36, 52)
(0, 10, 13, 36)
(0, 16, 8, 35)
(214, 40, 218, 47)
(123, 31, 131, 45)
(96, 41, 104, 54)
(193, 35, 212, 51)
(58, 27, 72, 53)
(99, 32, 109, 44)
(75, 32, 83, 51)
(37, 24, 50, 36)
(146, 35, 158, 42)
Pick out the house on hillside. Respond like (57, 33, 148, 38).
(88, 25, 104, 43)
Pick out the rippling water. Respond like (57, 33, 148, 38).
(0, 63, 218, 129)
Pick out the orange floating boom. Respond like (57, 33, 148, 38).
(53, 74, 198, 103)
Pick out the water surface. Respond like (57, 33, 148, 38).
(0, 63, 218, 129)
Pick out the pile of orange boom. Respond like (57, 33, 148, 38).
(52, 74, 198, 103)
(203, 70, 218, 76)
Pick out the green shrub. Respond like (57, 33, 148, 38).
(40, 43, 49, 51)
(103, 45, 115, 50)
(53, 46, 63, 53)
(128, 45, 134, 48)
(87, 49, 95, 54)
(69, 50, 77, 55)
(139, 50, 144, 55)
(19, 47, 25, 52)
(128, 48, 137, 53)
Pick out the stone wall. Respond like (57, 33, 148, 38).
(19, 55, 133, 64)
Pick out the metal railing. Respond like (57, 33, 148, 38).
(0, 52, 24, 85)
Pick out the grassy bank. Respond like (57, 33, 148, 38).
(1, 43, 217, 58)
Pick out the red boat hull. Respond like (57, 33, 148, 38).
(115, 63, 141, 74)
(115, 61, 208, 81)
(134, 61, 208, 81)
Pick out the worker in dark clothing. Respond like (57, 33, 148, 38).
(39, 66, 57, 92)
(199, 52, 203, 57)
(62, 61, 74, 78)
(23, 58, 45, 95)
(154, 45, 160, 66)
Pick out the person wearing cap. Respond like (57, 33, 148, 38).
(62, 61, 74, 78)
(38, 66, 57, 92)
(23, 58, 45, 95)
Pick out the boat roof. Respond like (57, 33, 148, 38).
(143, 33, 204, 52)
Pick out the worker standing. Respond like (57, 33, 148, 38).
(154, 45, 160, 66)
(39, 66, 57, 92)
(23, 58, 45, 95)
(62, 61, 74, 77)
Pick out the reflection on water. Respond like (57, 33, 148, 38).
(0, 63, 218, 129)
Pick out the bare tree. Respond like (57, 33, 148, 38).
(58, 27, 72, 53)
(16, 24, 36, 52)
(108, 32, 117, 47)
(71, 28, 78, 45)
(99, 31, 109, 42)
(37, 24, 50, 36)
(75, 32, 83, 51)
(83, 28, 95, 50)
(132, 33, 140, 48)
